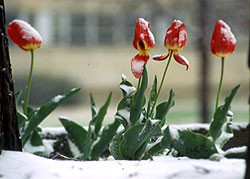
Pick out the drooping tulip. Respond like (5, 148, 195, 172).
(153, 19, 189, 70)
(7, 19, 42, 51)
(131, 18, 155, 78)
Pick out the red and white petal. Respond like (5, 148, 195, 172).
(173, 52, 189, 70)
(7, 19, 42, 51)
(153, 50, 170, 61)
(131, 54, 149, 78)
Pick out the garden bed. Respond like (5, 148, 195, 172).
(38, 123, 248, 159)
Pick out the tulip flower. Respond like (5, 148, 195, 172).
(153, 19, 189, 70)
(210, 20, 237, 110)
(7, 19, 43, 116)
(149, 20, 189, 117)
(7, 19, 42, 51)
(210, 20, 237, 58)
(131, 18, 155, 79)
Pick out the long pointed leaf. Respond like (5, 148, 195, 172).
(147, 76, 157, 118)
(94, 92, 112, 135)
(155, 90, 175, 127)
(209, 85, 240, 142)
(22, 88, 80, 144)
(59, 117, 91, 160)
(90, 94, 97, 120)
(119, 119, 161, 160)
(129, 67, 148, 125)
(91, 118, 121, 160)
(166, 127, 217, 159)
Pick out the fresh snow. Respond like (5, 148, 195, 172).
(13, 19, 42, 41)
(0, 150, 245, 179)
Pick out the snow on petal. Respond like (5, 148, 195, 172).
(173, 52, 189, 70)
(153, 50, 170, 61)
(131, 54, 149, 79)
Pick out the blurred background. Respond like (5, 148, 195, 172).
(5, 0, 249, 126)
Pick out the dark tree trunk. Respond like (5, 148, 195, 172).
(197, 0, 211, 123)
(0, 0, 22, 152)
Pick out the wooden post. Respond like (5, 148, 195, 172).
(0, 0, 22, 152)
(198, 0, 211, 123)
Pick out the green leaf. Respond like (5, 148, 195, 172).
(115, 75, 136, 129)
(166, 127, 217, 159)
(115, 98, 130, 129)
(15, 91, 22, 106)
(119, 76, 136, 97)
(93, 92, 112, 136)
(224, 146, 247, 159)
(147, 126, 170, 156)
(155, 90, 175, 127)
(30, 130, 43, 147)
(129, 67, 148, 126)
(109, 131, 124, 160)
(91, 118, 121, 160)
(209, 85, 240, 142)
(59, 117, 91, 160)
(22, 88, 80, 146)
(17, 110, 27, 130)
(147, 76, 157, 118)
(119, 119, 161, 160)
(90, 94, 97, 120)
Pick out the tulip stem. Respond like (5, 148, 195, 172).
(24, 49, 34, 116)
(137, 75, 142, 89)
(215, 57, 225, 111)
(149, 50, 173, 118)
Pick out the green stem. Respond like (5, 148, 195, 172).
(149, 50, 173, 118)
(24, 49, 34, 115)
(137, 75, 142, 89)
(215, 57, 225, 111)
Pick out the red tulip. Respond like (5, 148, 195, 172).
(210, 20, 237, 57)
(153, 20, 189, 70)
(7, 19, 42, 51)
(131, 18, 155, 78)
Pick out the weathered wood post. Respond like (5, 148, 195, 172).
(0, 0, 22, 152)
(197, 0, 211, 123)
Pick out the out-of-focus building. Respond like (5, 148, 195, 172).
(6, 0, 249, 47)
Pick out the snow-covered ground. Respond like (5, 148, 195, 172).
(0, 150, 245, 179)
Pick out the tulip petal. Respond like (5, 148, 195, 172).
(173, 52, 189, 70)
(164, 19, 187, 51)
(133, 18, 155, 51)
(131, 54, 149, 78)
(7, 19, 42, 51)
(153, 50, 170, 61)
(210, 20, 237, 57)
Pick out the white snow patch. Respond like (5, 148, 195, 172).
(121, 74, 127, 81)
(23, 140, 45, 154)
(117, 109, 130, 121)
(173, 19, 183, 29)
(0, 151, 245, 179)
(179, 29, 187, 42)
(52, 95, 64, 103)
(131, 60, 144, 75)
(224, 146, 247, 155)
(41, 127, 67, 136)
(120, 84, 136, 96)
(67, 139, 83, 159)
(12, 19, 42, 42)
(218, 20, 237, 44)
